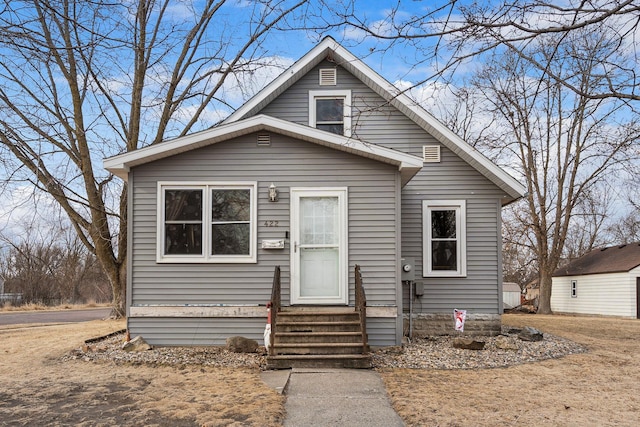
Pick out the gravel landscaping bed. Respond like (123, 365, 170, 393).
(65, 326, 588, 370)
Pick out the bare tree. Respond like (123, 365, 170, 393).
(316, 1, 640, 103)
(0, 0, 308, 316)
(471, 29, 638, 313)
(606, 207, 640, 244)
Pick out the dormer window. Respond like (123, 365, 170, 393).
(309, 90, 351, 137)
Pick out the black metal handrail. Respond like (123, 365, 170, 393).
(268, 265, 281, 356)
(354, 264, 369, 353)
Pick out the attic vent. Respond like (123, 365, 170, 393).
(319, 68, 337, 86)
(257, 133, 271, 146)
(423, 145, 441, 163)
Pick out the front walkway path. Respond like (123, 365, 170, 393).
(262, 368, 404, 426)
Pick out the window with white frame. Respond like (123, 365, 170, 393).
(571, 280, 577, 298)
(422, 200, 467, 277)
(309, 90, 351, 136)
(158, 182, 257, 263)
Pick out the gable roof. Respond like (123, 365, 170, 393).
(103, 114, 424, 185)
(553, 243, 640, 277)
(225, 36, 527, 204)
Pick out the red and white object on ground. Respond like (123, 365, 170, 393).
(454, 309, 467, 332)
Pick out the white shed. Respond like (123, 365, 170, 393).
(502, 282, 521, 310)
(552, 243, 640, 318)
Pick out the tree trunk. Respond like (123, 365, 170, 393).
(537, 271, 554, 314)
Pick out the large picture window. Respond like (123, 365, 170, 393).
(158, 182, 257, 263)
(309, 90, 351, 136)
(422, 200, 467, 277)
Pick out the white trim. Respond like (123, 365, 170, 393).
(104, 115, 422, 186)
(290, 187, 349, 304)
(309, 89, 352, 137)
(422, 200, 467, 277)
(129, 305, 397, 318)
(157, 181, 257, 263)
(130, 305, 266, 317)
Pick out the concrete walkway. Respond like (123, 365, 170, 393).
(261, 368, 404, 426)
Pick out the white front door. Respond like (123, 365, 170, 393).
(291, 188, 348, 304)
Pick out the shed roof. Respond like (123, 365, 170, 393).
(502, 282, 521, 293)
(225, 36, 527, 204)
(553, 243, 640, 277)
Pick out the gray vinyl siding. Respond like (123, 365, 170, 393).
(401, 146, 506, 314)
(261, 61, 508, 315)
(128, 132, 400, 344)
(127, 317, 265, 346)
(259, 60, 437, 150)
(367, 318, 397, 348)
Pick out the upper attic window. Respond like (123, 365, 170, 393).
(319, 68, 337, 85)
(309, 90, 351, 137)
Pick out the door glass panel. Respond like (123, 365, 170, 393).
(300, 248, 339, 296)
(299, 196, 340, 299)
(300, 197, 338, 245)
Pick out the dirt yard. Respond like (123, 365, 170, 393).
(0, 320, 284, 426)
(380, 314, 640, 426)
(0, 314, 638, 426)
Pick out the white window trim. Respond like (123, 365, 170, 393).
(571, 280, 577, 298)
(157, 181, 257, 263)
(309, 89, 352, 137)
(422, 200, 467, 277)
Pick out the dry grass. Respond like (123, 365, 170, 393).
(380, 314, 640, 427)
(0, 320, 284, 426)
(0, 301, 108, 312)
(2, 314, 638, 426)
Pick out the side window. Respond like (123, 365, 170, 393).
(422, 200, 467, 277)
(309, 90, 351, 136)
(571, 280, 577, 298)
(158, 183, 256, 263)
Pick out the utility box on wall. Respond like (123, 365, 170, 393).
(401, 257, 415, 282)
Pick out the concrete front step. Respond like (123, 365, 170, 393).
(275, 331, 363, 344)
(266, 354, 372, 369)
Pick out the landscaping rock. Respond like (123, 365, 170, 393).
(226, 336, 259, 353)
(452, 337, 485, 350)
(494, 336, 519, 351)
(122, 336, 152, 352)
(519, 326, 544, 342)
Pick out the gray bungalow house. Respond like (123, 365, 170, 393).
(104, 37, 526, 366)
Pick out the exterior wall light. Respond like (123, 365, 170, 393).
(268, 183, 279, 202)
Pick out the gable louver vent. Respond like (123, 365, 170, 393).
(319, 68, 337, 86)
(423, 145, 441, 163)
(257, 133, 271, 146)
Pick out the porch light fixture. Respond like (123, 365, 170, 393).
(268, 183, 279, 202)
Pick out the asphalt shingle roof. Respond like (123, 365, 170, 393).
(553, 242, 640, 277)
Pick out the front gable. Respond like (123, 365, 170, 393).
(226, 37, 526, 204)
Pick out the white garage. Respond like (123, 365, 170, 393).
(552, 243, 640, 318)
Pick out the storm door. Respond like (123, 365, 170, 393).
(290, 188, 348, 304)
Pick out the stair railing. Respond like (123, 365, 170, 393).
(354, 264, 370, 353)
(268, 265, 281, 356)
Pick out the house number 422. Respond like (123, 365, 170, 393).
(264, 220, 279, 227)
